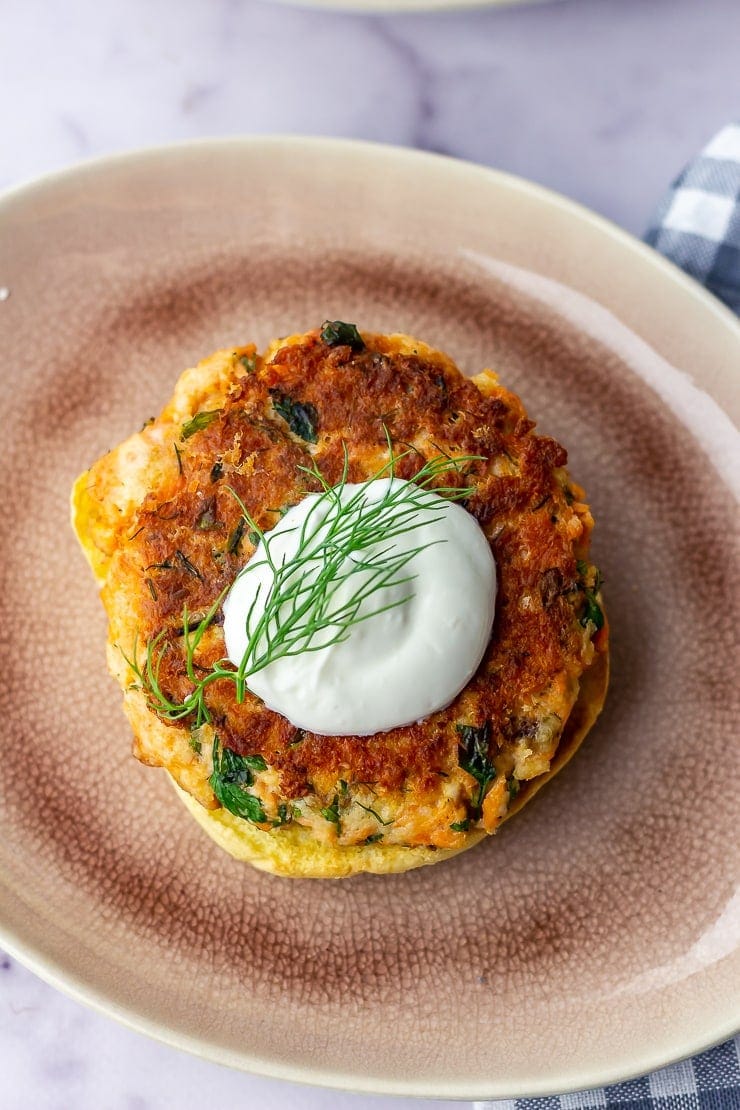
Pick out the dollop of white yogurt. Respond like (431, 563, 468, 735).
(222, 478, 496, 736)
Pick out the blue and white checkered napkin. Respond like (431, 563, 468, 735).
(646, 121, 740, 313)
(475, 125, 740, 1110)
(473, 1036, 740, 1110)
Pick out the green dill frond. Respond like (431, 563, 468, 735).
(131, 443, 483, 726)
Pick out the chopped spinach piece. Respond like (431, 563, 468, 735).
(450, 819, 470, 833)
(577, 561, 605, 631)
(173, 442, 183, 475)
(581, 594, 605, 631)
(180, 409, 220, 440)
(242, 753, 267, 773)
(364, 832, 383, 844)
(209, 736, 267, 824)
(210, 460, 224, 483)
(272, 802, 290, 827)
(457, 721, 497, 817)
(239, 353, 257, 372)
(507, 776, 520, 801)
(320, 794, 341, 826)
(226, 517, 246, 556)
(320, 320, 365, 351)
(269, 390, 318, 443)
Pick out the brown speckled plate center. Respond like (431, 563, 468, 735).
(0, 138, 738, 1099)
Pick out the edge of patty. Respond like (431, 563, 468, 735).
(71, 331, 609, 875)
(171, 641, 608, 878)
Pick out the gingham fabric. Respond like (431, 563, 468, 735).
(472, 1035, 740, 1109)
(645, 121, 740, 313)
(474, 125, 740, 1110)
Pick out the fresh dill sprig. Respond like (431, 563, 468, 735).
(354, 800, 392, 826)
(124, 445, 482, 729)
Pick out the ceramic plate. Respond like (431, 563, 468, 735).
(0, 137, 738, 1100)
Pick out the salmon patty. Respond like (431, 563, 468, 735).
(72, 324, 608, 877)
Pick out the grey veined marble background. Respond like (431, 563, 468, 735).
(1, 0, 738, 1108)
(3, 0, 740, 234)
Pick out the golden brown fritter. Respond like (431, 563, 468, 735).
(72, 326, 608, 874)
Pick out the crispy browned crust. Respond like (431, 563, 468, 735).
(72, 327, 608, 862)
(172, 641, 609, 878)
(506, 621, 610, 821)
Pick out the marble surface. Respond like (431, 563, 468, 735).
(1, 0, 738, 1107)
